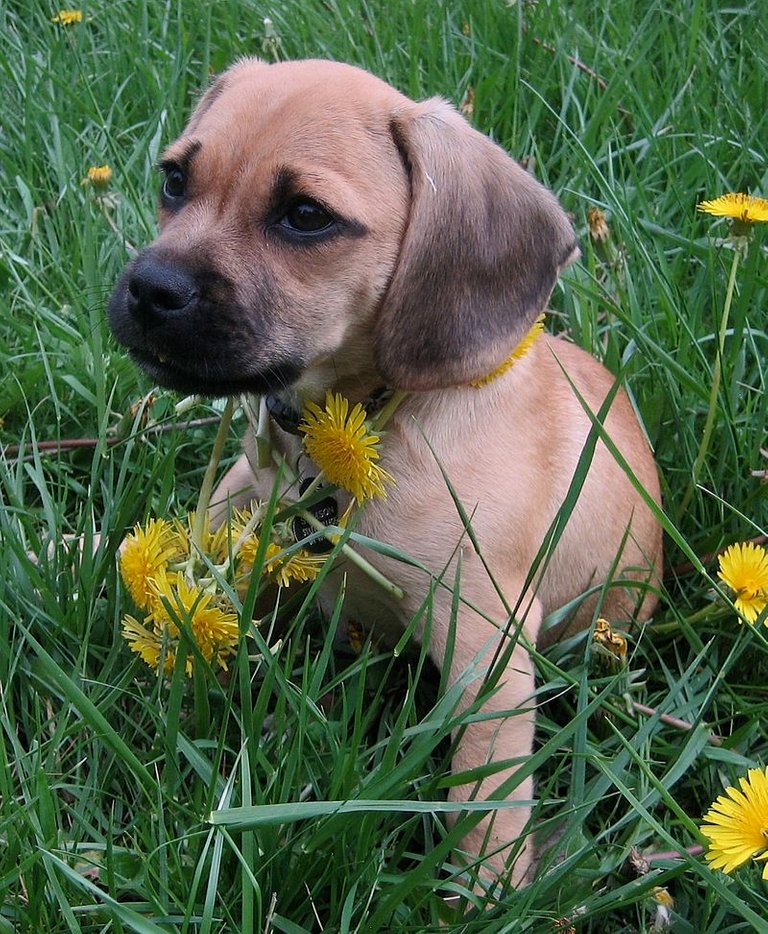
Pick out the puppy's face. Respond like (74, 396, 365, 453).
(108, 59, 577, 396)
(108, 60, 410, 396)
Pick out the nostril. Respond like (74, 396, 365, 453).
(127, 254, 198, 320)
(129, 278, 193, 311)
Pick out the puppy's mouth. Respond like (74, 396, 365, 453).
(107, 254, 305, 397)
(128, 346, 304, 397)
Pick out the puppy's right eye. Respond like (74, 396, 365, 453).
(162, 166, 187, 202)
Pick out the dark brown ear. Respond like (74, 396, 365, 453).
(374, 99, 578, 390)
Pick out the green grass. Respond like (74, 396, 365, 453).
(1, 0, 767, 930)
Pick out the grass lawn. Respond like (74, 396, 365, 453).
(1, 0, 767, 930)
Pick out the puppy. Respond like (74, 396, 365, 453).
(108, 58, 662, 886)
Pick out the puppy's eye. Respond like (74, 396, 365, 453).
(162, 166, 187, 202)
(280, 200, 335, 234)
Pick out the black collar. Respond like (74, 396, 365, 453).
(265, 387, 394, 436)
(265, 392, 303, 435)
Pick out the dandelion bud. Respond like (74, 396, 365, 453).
(587, 207, 610, 243)
(51, 9, 83, 26)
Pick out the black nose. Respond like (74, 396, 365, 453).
(127, 253, 198, 323)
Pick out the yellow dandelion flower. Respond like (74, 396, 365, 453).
(460, 85, 474, 117)
(346, 618, 366, 654)
(227, 507, 272, 573)
(701, 766, 768, 878)
(173, 512, 229, 563)
(205, 517, 231, 560)
(151, 574, 240, 671)
(119, 518, 184, 611)
(717, 541, 768, 624)
(51, 9, 83, 25)
(651, 887, 674, 930)
(263, 541, 326, 587)
(697, 192, 768, 224)
(300, 392, 394, 502)
(84, 164, 112, 191)
(592, 617, 628, 660)
(235, 533, 260, 570)
(122, 615, 178, 675)
(234, 517, 325, 587)
(652, 887, 674, 909)
(225, 506, 264, 566)
(587, 207, 610, 243)
(470, 314, 546, 388)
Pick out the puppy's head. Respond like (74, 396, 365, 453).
(108, 59, 577, 396)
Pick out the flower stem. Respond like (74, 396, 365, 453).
(648, 602, 727, 635)
(189, 398, 236, 568)
(99, 197, 136, 254)
(299, 472, 326, 501)
(680, 246, 741, 513)
(371, 389, 409, 432)
(242, 393, 273, 468)
(297, 508, 406, 600)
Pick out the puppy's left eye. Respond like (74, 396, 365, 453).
(162, 166, 187, 202)
(280, 200, 335, 234)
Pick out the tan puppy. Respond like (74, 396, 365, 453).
(108, 58, 662, 886)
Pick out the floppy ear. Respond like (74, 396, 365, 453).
(374, 99, 578, 390)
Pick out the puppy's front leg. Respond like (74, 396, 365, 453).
(438, 597, 542, 889)
(209, 424, 303, 528)
(209, 453, 263, 527)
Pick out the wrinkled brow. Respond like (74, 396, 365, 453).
(159, 138, 202, 173)
(266, 166, 302, 214)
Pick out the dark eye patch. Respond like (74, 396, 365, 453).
(265, 165, 369, 244)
